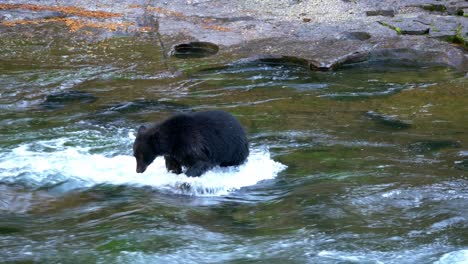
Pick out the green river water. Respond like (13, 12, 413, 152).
(0, 36, 467, 263)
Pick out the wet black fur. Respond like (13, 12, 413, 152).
(133, 110, 249, 177)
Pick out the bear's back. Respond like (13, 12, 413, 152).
(161, 110, 249, 165)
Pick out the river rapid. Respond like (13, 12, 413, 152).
(0, 37, 467, 263)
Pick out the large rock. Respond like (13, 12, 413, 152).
(0, 0, 467, 71)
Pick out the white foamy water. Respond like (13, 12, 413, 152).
(435, 250, 468, 264)
(0, 140, 286, 196)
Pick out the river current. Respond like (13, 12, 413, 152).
(0, 37, 467, 263)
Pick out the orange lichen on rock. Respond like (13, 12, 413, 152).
(128, 4, 143, 8)
(138, 26, 154, 32)
(1, 17, 133, 32)
(146, 6, 185, 18)
(202, 18, 217, 23)
(0, 4, 121, 18)
(202, 25, 231, 32)
(86, 21, 134, 32)
(1, 18, 67, 27)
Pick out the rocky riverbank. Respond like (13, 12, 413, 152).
(1, 0, 467, 71)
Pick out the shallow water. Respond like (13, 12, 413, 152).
(0, 36, 467, 263)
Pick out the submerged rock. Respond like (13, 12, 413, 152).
(365, 111, 412, 129)
(454, 159, 468, 171)
(0, 225, 22, 234)
(170, 42, 219, 59)
(41, 91, 97, 109)
(102, 99, 189, 114)
(257, 56, 310, 67)
(454, 151, 468, 171)
(408, 140, 462, 153)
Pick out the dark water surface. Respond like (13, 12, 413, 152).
(1, 36, 467, 263)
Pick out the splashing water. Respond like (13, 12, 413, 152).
(435, 250, 468, 264)
(0, 136, 286, 196)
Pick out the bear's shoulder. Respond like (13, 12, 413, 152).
(160, 113, 194, 131)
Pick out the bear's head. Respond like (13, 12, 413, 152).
(133, 125, 158, 173)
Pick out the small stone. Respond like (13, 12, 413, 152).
(366, 10, 395, 17)
(400, 28, 430, 35)
(302, 18, 311, 22)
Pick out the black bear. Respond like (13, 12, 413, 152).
(133, 110, 249, 177)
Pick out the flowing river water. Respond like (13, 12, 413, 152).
(0, 36, 467, 263)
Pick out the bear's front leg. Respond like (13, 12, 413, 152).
(165, 155, 182, 174)
(186, 161, 214, 177)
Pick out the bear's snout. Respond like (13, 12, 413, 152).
(136, 163, 147, 173)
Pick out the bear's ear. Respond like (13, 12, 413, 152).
(137, 125, 147, 135)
